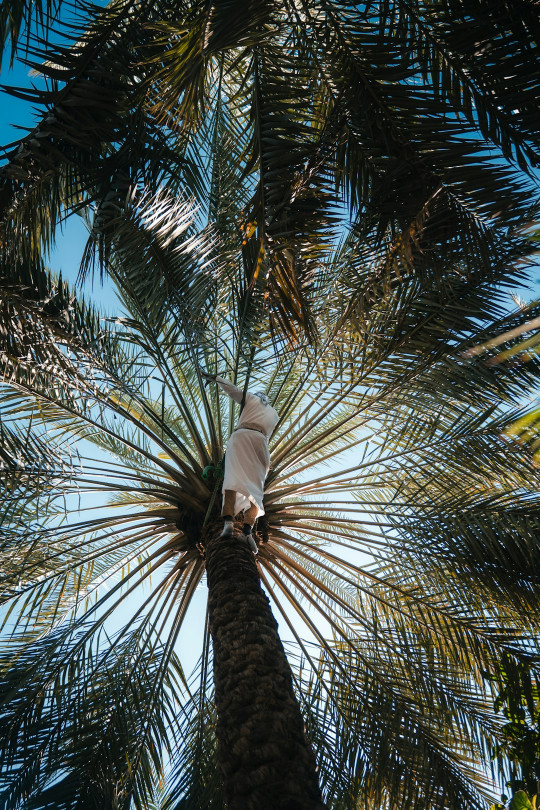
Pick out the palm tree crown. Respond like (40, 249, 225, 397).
(1, 1, 540, 808)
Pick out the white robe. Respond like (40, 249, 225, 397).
(216, 377, 279, 518)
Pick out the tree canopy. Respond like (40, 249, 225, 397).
(1, 1, 540, 808)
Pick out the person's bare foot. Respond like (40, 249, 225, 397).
(239, 533, 258, 554)
(220, 520, 234, 538)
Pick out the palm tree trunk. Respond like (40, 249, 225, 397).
(206, 531, 327, 810)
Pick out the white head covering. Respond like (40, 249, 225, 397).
(253, 391, 269, 406)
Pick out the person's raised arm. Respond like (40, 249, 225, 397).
(198, 368, 245, 404)
(215, 376, 244, 404)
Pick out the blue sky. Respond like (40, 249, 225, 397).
(0, 37, 118, 312)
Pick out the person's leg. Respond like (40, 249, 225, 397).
(242, 501, 259, 531)
(241, 502, 260, 554)
(221, 490, 236, 537)
(221, 490, 236, 521)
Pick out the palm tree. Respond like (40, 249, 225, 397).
(2, 1, 540, 807)
(2, 188, 540, 807)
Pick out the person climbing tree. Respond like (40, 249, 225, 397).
(200, 372, 279, 553)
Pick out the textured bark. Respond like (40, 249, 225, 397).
(206, 532, 327, 810)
